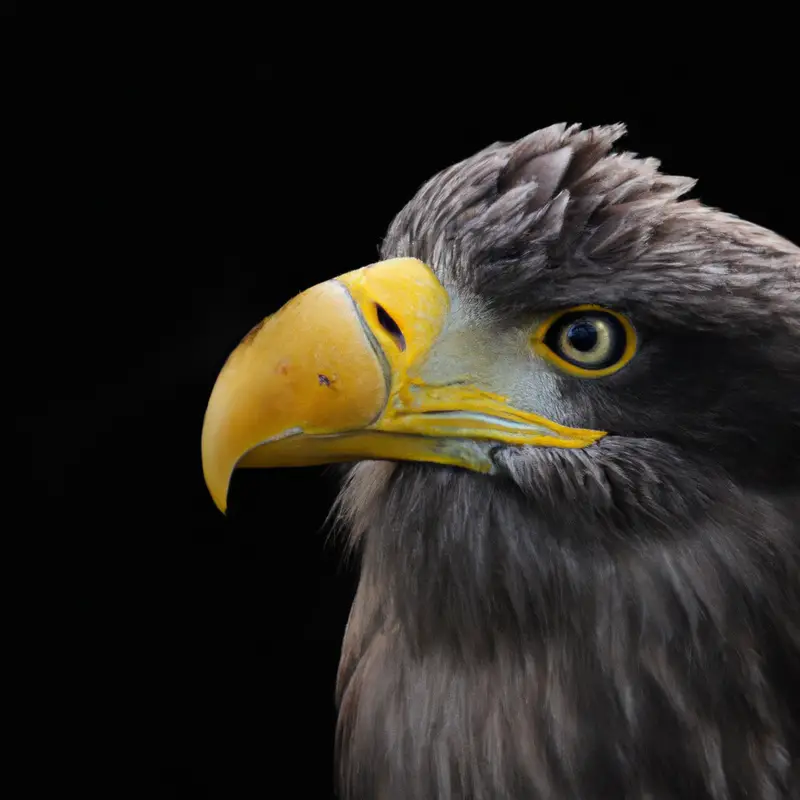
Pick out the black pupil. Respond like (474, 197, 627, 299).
(567, 320, 598, 352)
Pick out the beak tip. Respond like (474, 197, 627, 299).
(204, 486, 228, 516)
(202, 453, 231, 516)
(207, 480, 230, 516)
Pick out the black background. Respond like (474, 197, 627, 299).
(20, 19, 798, 799)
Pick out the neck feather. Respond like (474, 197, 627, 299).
(333, 455, 800, 800)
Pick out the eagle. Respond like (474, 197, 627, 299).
(201, 123, 800, 799)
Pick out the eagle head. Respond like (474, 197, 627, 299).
(201, 124, 800, 800)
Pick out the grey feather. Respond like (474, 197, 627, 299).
(332, 123, 800, 800)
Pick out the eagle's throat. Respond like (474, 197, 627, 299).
(333, 458, 799, 800)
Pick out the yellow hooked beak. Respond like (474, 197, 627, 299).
(201, 258, 605, 512)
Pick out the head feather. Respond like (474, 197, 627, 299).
(335, 123, 800, 800)
(382, 123, 799, 334)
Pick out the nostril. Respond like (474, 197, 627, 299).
(375, 303, 406, 352)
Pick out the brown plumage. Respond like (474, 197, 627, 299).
(331, 124, 800, 799)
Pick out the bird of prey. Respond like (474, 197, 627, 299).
(201, 123, 800, 800)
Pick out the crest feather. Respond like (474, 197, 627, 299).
(381, 122, 798, 332)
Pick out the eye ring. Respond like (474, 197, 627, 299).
(530, 305, 637, 378)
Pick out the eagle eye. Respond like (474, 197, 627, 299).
(531, 306, 637, 378)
